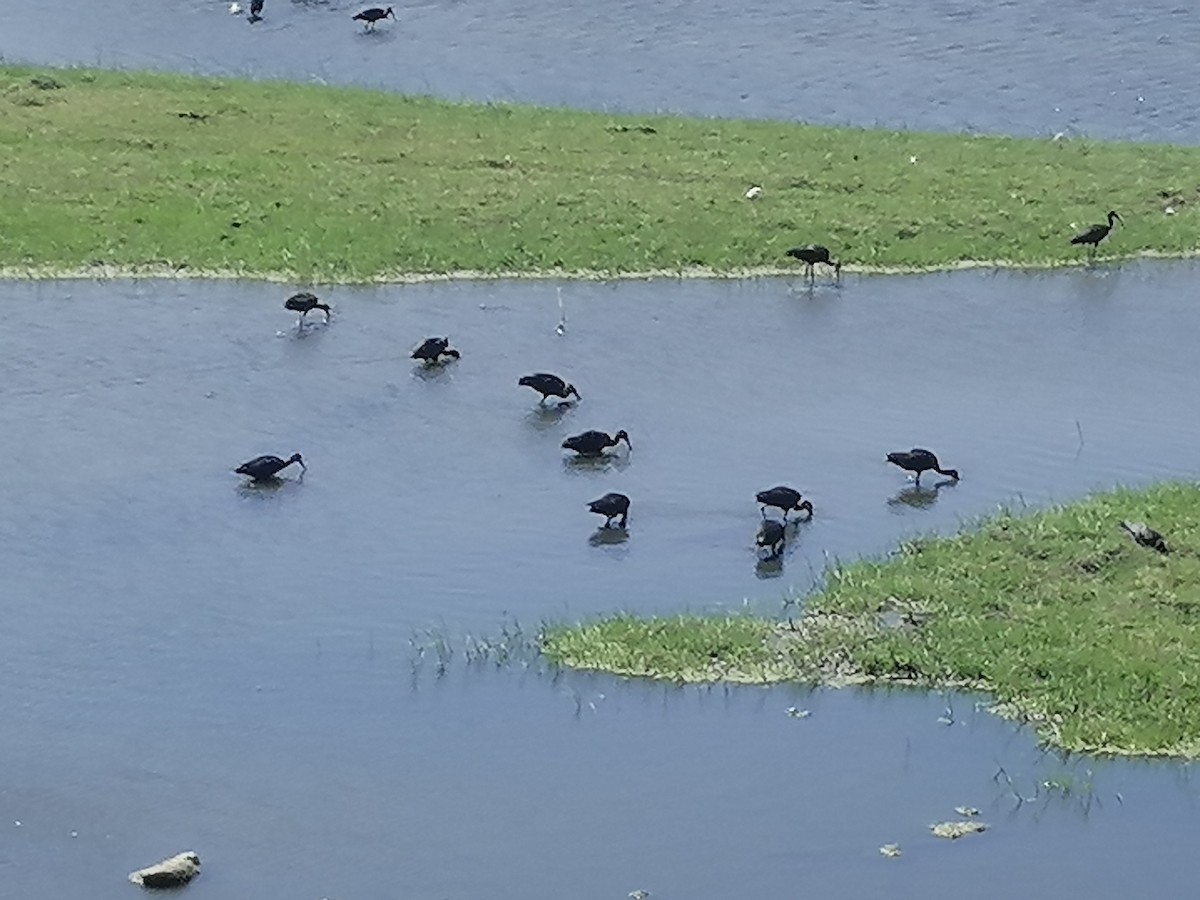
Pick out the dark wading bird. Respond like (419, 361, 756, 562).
(248, 0, 263, 21)
(353, 6, 395, 28)
(285, 292, 331, 326)
(519, 372, 580, 404)
(1120, 520, 1170, 554)
(785, 244, 841, 281)
(756, 485, 814, 520)
(562, 429, 631, 458)
(588, 492, 630, 529)
(756, 519, 786, 560)
(886, 448, 959, 485)
(235, 453, 306, 482)
(1070, 210, 1122, 254)
(411, 337, 460, 365)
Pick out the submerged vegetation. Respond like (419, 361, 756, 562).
(542, 483, 1200, 758)
(3, 65, 1200, 280)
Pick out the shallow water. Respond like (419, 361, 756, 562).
(2, 264, 1200, 896)
(1, 0, 1198, 141)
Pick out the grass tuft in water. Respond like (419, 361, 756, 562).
(543, 483, 1200, 758)
(4, 65, 1200, 280)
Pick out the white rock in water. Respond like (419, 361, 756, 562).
(128, 851, 201, 888)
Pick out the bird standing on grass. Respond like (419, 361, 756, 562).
(353, 6, 395, 29)
(235, 453, 305, 482)
(588, 492, 630, 529)
(1120, 520, 1169, 554)
(519, 373, 580, 404)
(756, 486, 814, 520)
(886, 448, 959, 485)
(785, 244, 841, 281)
(756, 519, 786, 559)
(1070, 211, 1122, 254)
(411, 337, 460, 365)
(562, 429, 630, 458)
(285, 292, 331, 326)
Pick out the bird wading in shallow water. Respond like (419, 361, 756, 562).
(1070, 210, 1122, 255)
(248, 0, 263, 21)
(785, 244, 841, 281)
(756, 486, 814, 520)
(518, 373, 580, 404)
(411, 337, 460, 365)
(1120, 520, 1169, 554)
(562, 429, 631, 458)
(587, 492, 630, 529)
(353, 6, 395, 29)
(756, 519, 786, 559)
(285, 292, 331, 326)
(235, 453, 305, 482)
(886, 448, 959, 485)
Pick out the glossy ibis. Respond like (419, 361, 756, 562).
(353, 6, 395, 29)
(1120, 520, 1169, 554)
(411, 337, 460, 365)
(756, 486, 814, 520)
(284, 292, 331, 326)
(248, 0, 263, 21)
(1070, 211, 1122, 254)
(588, 492, 630, 528)
(235, 453, 305, 482)
(519, 373, 580, 404)
(785, 244, 841, 281)
(756, 519, 786, 559)
(562, 429, 630, 457)
(886, 448, 958, 485)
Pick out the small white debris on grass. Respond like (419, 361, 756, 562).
(129, 851, 201, 888)
(909, 156, 918, 164)
(744, 185, 763, 200)
(879, 843, 902, 858)
(930, 821, 987, 840)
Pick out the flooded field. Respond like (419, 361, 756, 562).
(2, 265, 1200, 896)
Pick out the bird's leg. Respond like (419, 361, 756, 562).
(619, 513, 628, 528)
(760, 506, 768, 519)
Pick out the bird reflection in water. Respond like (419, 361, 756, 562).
(588, 526, 630, 547)
(887, 479, 957, 510)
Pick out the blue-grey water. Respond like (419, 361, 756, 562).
(2, 265, 1200, 897)
(0, 0, 1197, 142)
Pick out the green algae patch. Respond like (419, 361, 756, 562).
(543, 483, 1200, 758)
(4, 65, 1200, 281)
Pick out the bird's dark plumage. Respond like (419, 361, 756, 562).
(248, 0, 263, 20)
(1070, 211, 1122, 250)
(519, 373, 580, 403)
(353, 5, 395, 27)
(587, 492, 630, 528)
(756, 486, 814, 519)
(411, 337, 460, 364)
(756, 519, 786, 559)
(886, 448, 959, 485)
(285, 292, 331, 323)
(235, 453, 305, 481)
(562, 429, 630, 457)
(1120, 520, 1169, 554)
(785, 244, 841, 280)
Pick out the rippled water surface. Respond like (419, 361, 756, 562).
(1, 0, 1198, 141)
(2, 265, 1200, 896)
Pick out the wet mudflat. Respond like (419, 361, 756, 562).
(0, 0, 1197, 142)
(2, 264, 1200, 897)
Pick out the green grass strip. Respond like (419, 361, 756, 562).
(543, 483, 1200, 757)
(3, 65, 1200, 280)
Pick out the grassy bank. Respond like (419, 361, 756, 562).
(3, 65, 1200, 280)
(543, 483, 1200, 757)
